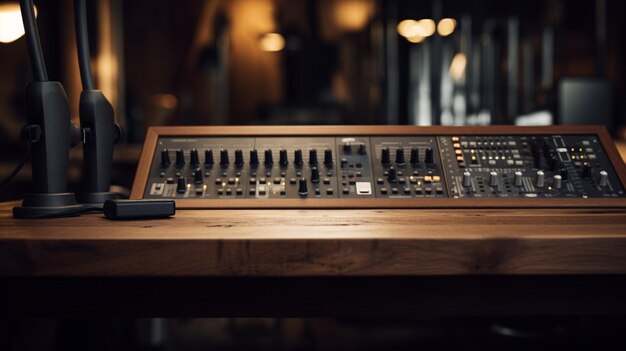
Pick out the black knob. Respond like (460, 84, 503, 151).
(309, 149, 318, 165)
(294, 149, 303, 166)
(189, 149, 199, 166)
(176, 149, 185, 167)
(160, 149, 170, 168)
(234, 149, 244, 167)
(343, 142, 351, 153)
(381, 147, 391, 165)
(250, 149, 259, 166)
(264, 149, 273, 167)
(410, 147, 419, 164)
(324, 149, 333, 166)
(387, 167, 398, 183)
(311, 167, 320, 183)
(425, 147, 434, 164)
(298, 178, 308, 197)
(582, 163, 592, 178)
(395, 147, 405, 165)
(176, 176, 187, 193)
(279, 149, 288, 167)
(220, 149, 229, 166)
(193, 168, 203, 184)
(358, 143, 367, 155)
(204, 149, 214, 166)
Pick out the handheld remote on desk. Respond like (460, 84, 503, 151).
(130, 125, 626, 208)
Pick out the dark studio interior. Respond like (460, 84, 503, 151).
(1, 0, 626, 350)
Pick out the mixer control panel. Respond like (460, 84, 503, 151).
(131, 126, 626, 208)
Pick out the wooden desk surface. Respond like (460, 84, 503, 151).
(2, 200, 626, 277)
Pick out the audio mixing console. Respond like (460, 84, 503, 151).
(130, 126, 626, 208)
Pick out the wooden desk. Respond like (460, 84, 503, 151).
(2, 200, 626, 317)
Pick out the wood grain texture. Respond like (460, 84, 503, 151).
(2, 201, 626, 277)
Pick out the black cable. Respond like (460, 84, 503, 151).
(0, 143, 32, 189)
(19, 0, 48, 82)
(74, 0, 94, 90)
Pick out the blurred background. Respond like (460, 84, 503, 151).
(1, 0, 626, 201)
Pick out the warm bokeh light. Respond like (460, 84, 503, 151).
(407, 35, 425, 44)
(437, 18, 457, 37)
(417, 19, 436, 37)
(449, 53, 467, 81)
(259, 33, 286, 52)
(0, 3, 37, 44)
(397, 19, 436, 39)
(333, 0, 373, 32)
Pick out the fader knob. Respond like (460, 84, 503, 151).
(514, 171, 523, 187)
(489, 171, 499, 187)
(582, 163, 592, 179)
(358, 143, 367, 155)
(234, 149, 244, 167)
(204, 149, 214, 166)
(220, 149, 229, 166)
(599, 170, 609, 187)
(387, 167, 398, 183)
(193, 168, 203, 184)
(381, 147, 391, 165)
(553, 174, 562, 189)
(410, 147, 419, 165)
(264, 149, 273, 167)
(160, 149, 170, 168)
(190, 149, 200, 166)
(535, 170, 545, 188)
(279, 149, 288, 167)
(311, 167, 320, 183)
(425, 147, 434, 164)
(395, 147, 405, 165)
(294, 149, 303, 166)
(324, 149, 333, 166)
(176, 176, 187, 193)
(250, 149, 259, 166)
(176, 149, 185, 167)
(309, 149, 318, 165)
(462, 171, 472, 187)
(298, 178, 308, 197)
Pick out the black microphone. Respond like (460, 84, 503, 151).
(73, 0, 122, 207)
(13, 0, 83, 218)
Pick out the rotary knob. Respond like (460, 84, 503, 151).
(535, 170, 545, 188)
(381, 147, 391, 165)
(324, 149, 333, 166)
(410, 147, 419, 165)
(489, 171, 499, 187)
(176, 176, 187, 193)
(425, 147, 434, 164)
(175, 149, 185, 167)
(309, 149, 318, 165)
(249, 149, 259, 166)
(193, 168, 203, 184)
(462, 171, 472, 187)
(279, 149, 288, 167)
(514, 171, 523, 187)
(190, 148, 200, 166)
(395, 147, 405, 165)
(311, 167, 320, 183)
(298, 178, 308, 197)
(264, 149, 273, 167)
(553, 174, 562, 189)
(160, 149, 170, 168)
(599, 170, 609, 187)
(234, 149, 244, 167)
(219, 149, 229, 166)
(387, 167, 398, 183)
(204, 149, 214, 166)
(294, 149, 303, 166)
(358, 143, 367, 155)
